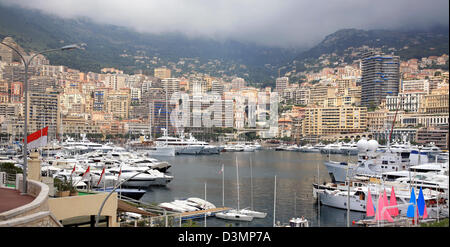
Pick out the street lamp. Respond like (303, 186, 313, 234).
(95, 168, 168, 227)
(0, 41, 81, 194)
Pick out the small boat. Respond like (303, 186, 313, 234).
(187, 197, 216, 210)
(237, 208, 267, 218)
(215, 210, 254, 222)
(158, 202, 188, 213)
(238, 157, 267, 219)
(216, 157, 254, 222)
(288, 217, 309, 227)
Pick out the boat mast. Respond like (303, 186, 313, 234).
(273, 175, 277, 227)
(317, 162, 320, 227)
(250, 156, 254, 210)
(222, 163, 225, 207)
(165, 79, 169, 138)
(294, 191, 297, 218)
(236, 156, 240, 211)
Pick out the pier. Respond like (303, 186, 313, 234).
(180, 207, 231, 220)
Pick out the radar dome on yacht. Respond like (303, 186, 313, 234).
(356, 138, 368, 152)
(367, 140, 379, 152)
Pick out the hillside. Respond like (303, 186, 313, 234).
(1, 3, 448, 86)
(0, 3, 298, 83)
(287, 27, 449, 77)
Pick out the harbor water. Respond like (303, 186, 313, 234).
(140, 150, 366, 227)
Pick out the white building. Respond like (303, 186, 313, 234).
(385, 91, 426, 112)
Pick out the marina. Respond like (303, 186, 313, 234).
(1, 135, 449, 227)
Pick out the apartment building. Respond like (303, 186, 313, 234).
(361, 51, 400, 107)
(302, 106, 367, 137)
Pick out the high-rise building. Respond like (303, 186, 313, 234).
(154, 67, 171, 79)
(275, 77, 289, 93)
(0, 37, 25, 63)
(104, 89, 131, 120)
(211, 80, 224, 96)
(302, 106, 367, 137)
(27, 90, 60, 140)
(161, 78, 180, 99)
(231, 77, 246, 91)
(361, 51, 400, 107)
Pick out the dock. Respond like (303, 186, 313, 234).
(180, 207, 231, 220)
(354, 217, 440, 227)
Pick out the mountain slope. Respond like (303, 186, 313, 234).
(0, 4, 299, 82)
(293, 27, 449, 66)
(1, 3, 448, 86)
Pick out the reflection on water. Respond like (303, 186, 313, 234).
(141, 150, 364, 227)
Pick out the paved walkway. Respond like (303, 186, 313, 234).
(0, 187, 35, 214)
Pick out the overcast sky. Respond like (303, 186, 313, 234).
(1, 0, 449, 48)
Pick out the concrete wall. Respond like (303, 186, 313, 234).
(48, 192, 118, 227)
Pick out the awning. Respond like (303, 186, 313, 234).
(117, 200, 157, 217)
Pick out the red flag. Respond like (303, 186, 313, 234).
(23, 126, 48, 150)
(71, 165, 76, 176)
(81, 166, 90, 181)
(97, 167, 106, 186)
(117, 167, 122, 180)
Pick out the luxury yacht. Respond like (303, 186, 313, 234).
(324, 139, 408, 183)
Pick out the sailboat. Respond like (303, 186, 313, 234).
(215, 157, 254, 222)
(237, 156, 267, 218)
(273, 176, 309, 227)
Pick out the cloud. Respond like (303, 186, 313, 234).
(1, 0, 448, 48)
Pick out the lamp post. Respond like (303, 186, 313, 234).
(95, 168, 167, 227)
(0, 42, 80, 194)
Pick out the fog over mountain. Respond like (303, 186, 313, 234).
(1, 0, 448, 48)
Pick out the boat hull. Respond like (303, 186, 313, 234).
(323, 161, 352, 183)
(177, 146, 204, 155)
(215, 212, 254, 221)
(147, 147, 176, 157)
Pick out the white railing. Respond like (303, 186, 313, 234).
(0, 172, 5, 187)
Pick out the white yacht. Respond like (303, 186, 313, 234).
(299, 144, 320, 153)
(61, 135, 114, 155)
(321, 142, 343, 154)
(224, 144, 244, 152)
(155, 132, 218, 155)
(318, 185, 442, 216)
(147, 144, 176, 157)
(324, 139, 409, 183)
(340, 142, 359, 155)
(90, 169, 118, 188)
(285, 145, 300, 152)
(108, 166, 173, 187)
